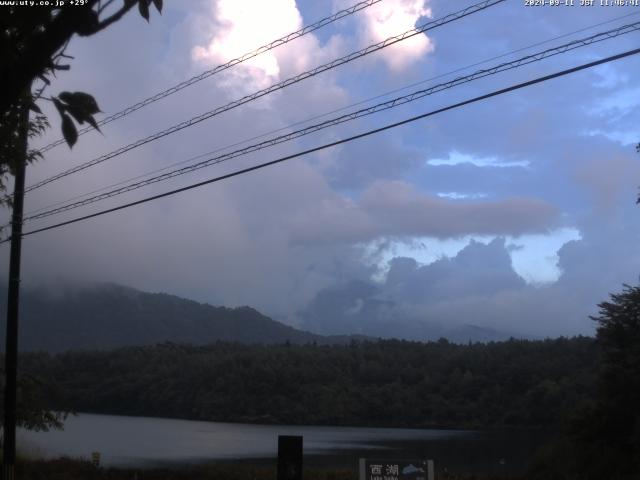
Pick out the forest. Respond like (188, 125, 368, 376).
(18, 337, 598, 430)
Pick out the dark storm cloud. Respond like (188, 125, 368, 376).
(298, 228, 637, 339)
(298, 238, 530, 338)
(384, 238, 526, 303)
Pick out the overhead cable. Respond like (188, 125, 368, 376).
(21, 9, 640, 219)
(3, 46, 637, 243)
(21, 20, 640, 223)
(23, 0, 505, 194)
(36, 0, 385, 154)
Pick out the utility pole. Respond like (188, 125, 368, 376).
(3, 94, 29, 480)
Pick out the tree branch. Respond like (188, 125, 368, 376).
(97, 0, 118, 15)
(89, 0, 137, 34)
(0, 1, 102, 114)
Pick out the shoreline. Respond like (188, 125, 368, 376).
(48, 410, 556, 433)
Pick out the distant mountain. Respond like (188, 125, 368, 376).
(445, 323, 534, 343)
(0, 281, 528, 353)
(0, 283, 335, 352)
(298, 280, 532, 343)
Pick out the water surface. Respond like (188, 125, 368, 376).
(18, 413, 548, 476)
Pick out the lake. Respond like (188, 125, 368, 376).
(18, 413, 549, 476)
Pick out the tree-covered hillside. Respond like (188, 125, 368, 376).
(20, 337, 597, 429)
(0, 283, 328, 351)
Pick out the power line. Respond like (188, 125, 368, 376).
(23, 0, 505, 195)
(21, 20, 640, 223)
(21, 10, 640, 219)
(4, 46, 638, 243)
(36, 0, 385, 154)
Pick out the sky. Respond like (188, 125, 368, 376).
(2, 0, 640, 340)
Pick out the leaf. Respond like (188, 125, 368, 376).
(86, 115, 101, 133)
(37, 74, 50, 85)
(65, 106, 86, 125)
(61, 114, 78, 148)
(58, 92, 73, 104)
(59, 91, 101, 126)
(75, 9, 100, 36)
(70, 92, 101, 115)
(52, 97, 65, 115)
(138, 0, 150, 21)
(29, 102, 42, 114)
(152, 0, 162, 13)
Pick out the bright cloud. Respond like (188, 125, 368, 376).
(507, 228, 582, 285)
(354, 0, 433, 71)
(192, 0, 304, 89)
(428, 151, 530, 168)
(436, 192, 489, 200)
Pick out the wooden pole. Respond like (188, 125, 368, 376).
(3, 94, 29, 480)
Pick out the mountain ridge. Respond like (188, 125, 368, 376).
(0, 282, 332, 352)
(0, 282, 525, 352)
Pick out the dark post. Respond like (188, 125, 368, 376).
(277, 435, 303, 480)
(3, 96, 29, 480)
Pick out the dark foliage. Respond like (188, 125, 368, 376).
(19, 337, 598, 430)
(15, 458, 352, 480)
(529, 283, 640, 480)
(15, 457, 523, 480)
(0, 0, 162, 204)
(0, 367, 67, 432)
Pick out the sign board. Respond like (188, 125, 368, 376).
(277, 435, 303, 480)
(359, 459, 434, 480)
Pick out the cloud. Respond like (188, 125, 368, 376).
(298, 238, 531, 338)
(347, 0, 433, 71)
(280, 178, 560, 246)
(191, 0, 348, 95)
(428, 151, 530, 168)
(192, 0, 301, 89)
(385, 238, 525, 302)
(358, 180, 558, 238)
(574, 151, 640, 213)
(297, 235, 598, 339)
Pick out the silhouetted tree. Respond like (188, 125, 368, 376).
(0, 0, 163, 205)
(539, 283, 640, 479)
(0, 370, 67, 432)
(0, 0, 163, 433)
(586, 283, 640, 476)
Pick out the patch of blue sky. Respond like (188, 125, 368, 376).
(507, 227, 582, 285)
(585, 80, 640, 145)
(586, 129, 640, 147)
(589, 85, 640, 117)
(294, 0, 373, 47)
(592, 63, 630, 89)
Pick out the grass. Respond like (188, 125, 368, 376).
(11, 457, 526, 480)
